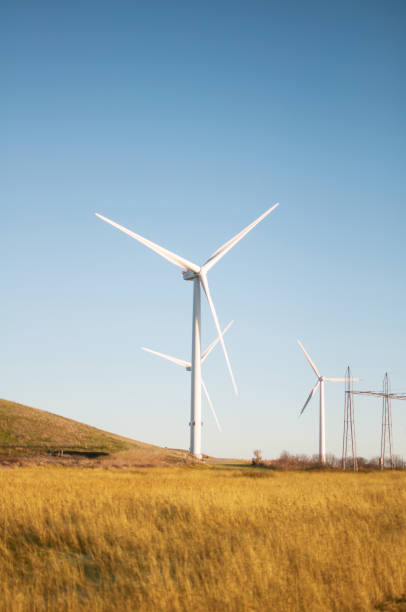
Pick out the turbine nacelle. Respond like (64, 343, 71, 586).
(182, 269, 200, 281)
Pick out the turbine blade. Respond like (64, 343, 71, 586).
(297, 340, 321, 378)
(201, 320, 234, 363)
(201, 203, 279, 273)
(300, 380, 320, 415)
(141, 347, 190, 369)
(95, 213, 200, 273)
(325, 377, 360, 382)
(199, 272, 238, 395)
(201, 377, 222, 432)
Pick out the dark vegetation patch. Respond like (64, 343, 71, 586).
(376, 594, 406, 611)
(251, 451, 406, 471)
(230, 468, 276, 479)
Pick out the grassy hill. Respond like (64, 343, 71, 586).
(0, 399, 184, 463)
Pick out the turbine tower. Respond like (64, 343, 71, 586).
(297, 340, 359, 464)
(142, 321, 234, 434)
(96, 204, 279, 457)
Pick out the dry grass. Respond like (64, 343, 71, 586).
(0, 467, 405, 611)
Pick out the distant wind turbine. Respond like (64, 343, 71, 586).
(142, 321, 234, 434)
(96, 203, 279, 457)
(297, 340, 359, 464)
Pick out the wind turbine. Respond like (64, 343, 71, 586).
(141, 321, 234, 434)
(96, 203, 279, 458)
(297, 340, 359, 464)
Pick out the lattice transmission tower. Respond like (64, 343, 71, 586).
(348, 373, 406, 470)
(342, 366, 357, 471)
(380, 372, 394, 470)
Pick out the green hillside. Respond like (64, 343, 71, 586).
(0, 398, 157, 456)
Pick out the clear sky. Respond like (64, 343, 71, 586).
(3, 0, 406, 460)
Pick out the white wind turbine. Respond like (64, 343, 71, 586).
(297, 340, 359, 464)
(96, 203, 279, 458)
(141, 321, 234, 434)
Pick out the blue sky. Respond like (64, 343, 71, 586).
(3, 0, 406, 459)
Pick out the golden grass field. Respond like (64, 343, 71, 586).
(0, 466, 405, 611)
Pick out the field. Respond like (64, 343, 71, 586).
(0, 466, 406, 611)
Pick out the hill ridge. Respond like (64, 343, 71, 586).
(0, 398, 153, 455)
